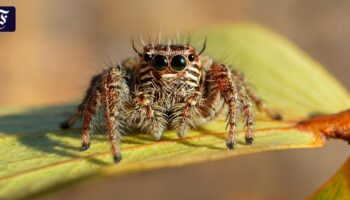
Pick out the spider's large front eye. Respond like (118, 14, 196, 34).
(152, 55, 168, 71)
(171, 55, 187, 71)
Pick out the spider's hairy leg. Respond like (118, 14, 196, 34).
(209, 63, 251, 149)
(60, 74, 102, 129)
(234, 76, 254, 144)
(81, 87, 102, 150)
(177, 91, 201, 138)
(135, 92, 163, 140)
(231, 69, 283, 120)
(102, 66, 128, 163)
(175, 77, 221, 138)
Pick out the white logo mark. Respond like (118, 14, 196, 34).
(0, 9, 10, 30)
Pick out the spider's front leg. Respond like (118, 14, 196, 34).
(101, 66, 129, 163)
(209, 64, 254, 149)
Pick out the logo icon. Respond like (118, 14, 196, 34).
(0, 6, 15, 32)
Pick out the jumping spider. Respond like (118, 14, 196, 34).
(60, 39, 282, 163)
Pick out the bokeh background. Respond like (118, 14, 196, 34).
(1, 0, 350, 199)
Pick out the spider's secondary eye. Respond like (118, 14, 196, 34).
(152, 55, 168, 71)
(188, 54, 196, 62)
(143, 53, 152, 61)
(171, 55, 187, 71)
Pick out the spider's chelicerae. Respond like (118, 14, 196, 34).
(60, 39, 282, 163)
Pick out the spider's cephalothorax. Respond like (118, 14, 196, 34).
(60, 39, 282, 163)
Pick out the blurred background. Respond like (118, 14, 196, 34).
(1, 0, 350, 199)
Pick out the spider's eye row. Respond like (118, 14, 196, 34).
(171, 55, 187, 71)
(143, 53, 152, 61)
(152, 55, 168, 71)
(188, 54, 196, 62)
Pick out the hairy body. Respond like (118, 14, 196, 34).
(60, 41, 281, 163)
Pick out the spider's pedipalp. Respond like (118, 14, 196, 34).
(175, 91, 202, 138)
(134, 92, 165, 140)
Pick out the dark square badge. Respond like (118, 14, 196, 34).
(0, 6, 15, 32)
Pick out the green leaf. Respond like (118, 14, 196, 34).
(310, 157, 350, 200)
(1, 23, 349, 200)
